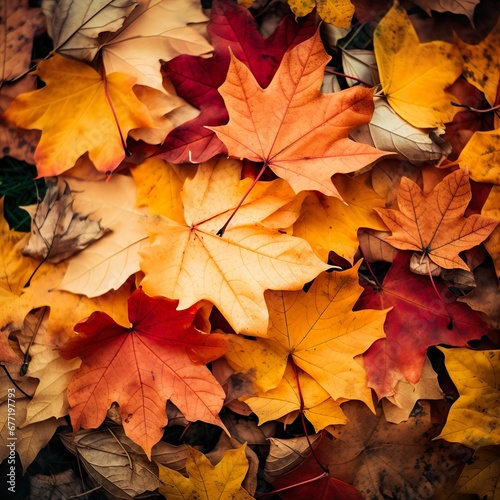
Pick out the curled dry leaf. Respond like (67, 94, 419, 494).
(350, 99, 452, 165)
(21, 178, 109, 264)
(413, 0, 480, 25)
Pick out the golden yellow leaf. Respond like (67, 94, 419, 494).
(4, 54, 154, 176)
(481, 185, 500, 279)
(140, 155, 328, 336)
(436, 347, 500, 449)
(455, 18, 500, 106)
(293, 172, 387, 263)
(158, 443, 253, 500)
(287, 0, 354, 27)
(224, 264, 388, 408)
(374, 1, 462, 128)
(131, 157, 194, 224)
(451, 446, 500, 500)
(245, 360, 347, 432)
(458, 129, 500, 185)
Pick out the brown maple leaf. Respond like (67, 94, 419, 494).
(375, 168, 499, 270)
(209, 29, 387, 198)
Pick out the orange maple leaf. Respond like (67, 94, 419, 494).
(209, 29, 387, 198)
(375, 169, 499, 270)
(3, 54, 154, 177)
(60, 288, 228, 458)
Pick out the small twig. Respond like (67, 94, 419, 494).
(451, 101, 500, 114)
(107, 427, 133, 469)
(67, 485, 102, 498)
(1, 365, 33, 398)
(324, 67, 373, 87)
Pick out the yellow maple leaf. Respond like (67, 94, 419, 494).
(481, 185, 500, 279)
(374, 1, 462, 128)
(293, 172, 387, 263)
(157, 443, 253, 500)
(4, 53, 155, 176)
(244, 360, 347, 432)
(224, 264, 388, 408)
(287, 0, 354, 27)
(436, 347, 500, 449)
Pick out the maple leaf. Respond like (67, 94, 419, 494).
(375, 168, 499, 270)
(244, 360, 347, 432)
(266, 433, 364, 500)
(157, 443, 253, 500)
(293, 172, 387, 263)
(209, 29, 387, 198)
(99, 0, 213, 94)
(139, 155, 328, 336)
(436, 347, 500, 449)
(158, 0, 317, 163)
(357, 251, 488, 398)
(373, 1, 463, 128)
(455, 18, 500, 106)
(224, 264, 388, 408)
(54, 174, 150, 298)
(310, 401, 470, 499)
(450, 446, 500, 499)
(60, 287, 228, 458)
(3, 53, 155, 177)
(458, 129, 500, 185)
(21, 178, 109, 264)
(42, 0, 138, 60)
(413, 0, 480, 24)
(287, 0, 355, 28)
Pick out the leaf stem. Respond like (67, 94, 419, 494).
(217, 161, 268, 236)
(451, 101, 500, 114)
(1, 365, 33, 398)
(20, 306, 48, 376)
(255, 472, 328, 498)
(291, 361, 329, 474)
(425, 257, 453, 329)
(324, 67, 373, 87)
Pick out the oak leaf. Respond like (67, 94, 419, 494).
(60, 287, 228, 458)
(157, 443, 253, 500)
(436, 347, 500, 449)
(139, 155, 328, 336)
(287, 0, 355, 28)
(209, 30, 387, 197)
(375, 168, 499, 270)
(374, 1, 462, 128)
(357, 251, 488, 398)
(22, 178, 109, 264)
(159, 0, 317, 163)
(3, 54, 155, 176)
(42, 0, 138, 60)
(224, 264, 388, 408)
(293, 172, 387, 263)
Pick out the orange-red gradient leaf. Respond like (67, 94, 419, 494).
(60, 288, 228, 458)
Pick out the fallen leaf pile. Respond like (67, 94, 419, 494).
(1, 0, 499, 497)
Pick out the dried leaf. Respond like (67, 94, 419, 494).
(22, 178, 109, 264)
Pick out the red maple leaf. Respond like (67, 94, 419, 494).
(60, 288, 228, 458)
(156, 0, 317, 163)
(355, 252, 488, 398)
